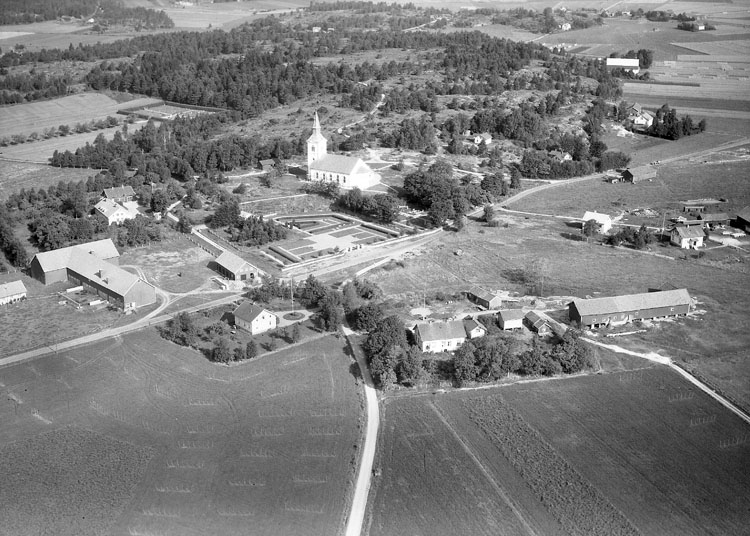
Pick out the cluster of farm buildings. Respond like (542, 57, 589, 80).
(411, 287, 692, 353)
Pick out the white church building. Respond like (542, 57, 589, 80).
(307, 113, 380, 190)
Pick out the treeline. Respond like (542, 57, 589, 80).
(609, 49, 654, 69)
(0, 71, 71, 104)
(0, 206, 29, 267)
(308, 1, 418, 13)
(49, 115, 306, 180)
(208, 195, 288, 246)
(0, 0, 173, 27)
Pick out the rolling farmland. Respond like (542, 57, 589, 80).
(0, 330, 362, 536)
(368, 367, 750, 536)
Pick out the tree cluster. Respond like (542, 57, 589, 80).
(606, 224, 654, 249)
(0, 206, 29, 267)
(336, 188, 400, 223)
(160, 312, 198, 347)
(0, 0, 173, 28)
(648, 105, 706, 140)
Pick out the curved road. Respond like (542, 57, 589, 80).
(342, 325, 379, 536)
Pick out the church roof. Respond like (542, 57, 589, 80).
(309, 154, 371, 175)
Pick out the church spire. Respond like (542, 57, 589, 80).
(307, 111, 328, 169)
(313, 111, 321, 134)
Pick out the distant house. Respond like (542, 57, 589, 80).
(233, 302, 278, 335)
(582, 211, 612, 234)
(94, 199, 138, 225)
(606, 57, 640, 73)
(259, 159, 277, 171)
(524, 311, 553, 336)
(472, 132, 493, 145)
(621, 166, 657, 184)
(213, 251, 262, 282)
(28, 239, 155, 311)
(569, 289, 691, 328)
(102, 185, 136, 203)
(558, 22, 572, 31)
(414, 318, 486, 353)
(632, 111, 654, 129)
(628, 103, 643, 116)
(498, 309, 525, 330)
(735, 207, 750, 232)
(467, 287, 502, 309)
(671, 226, 705, 249)
(550, 150, 572, 162)
(0, 280, 26, 305)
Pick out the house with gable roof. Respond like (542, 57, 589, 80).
(0, 280, 27, 305)
(307, 113, 380, 190)
(582, 211, 613, 234)
(569, 289, 692, 328)
(102, 185, 136, 203)
(414, 318, 486, 353)
(670, 226, 704, 249)
(233, 302, 278, 335)
(94, 198, 139, 225)
(213, 250, 262, 282)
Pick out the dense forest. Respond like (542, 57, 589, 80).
(0, 0, 173, 28)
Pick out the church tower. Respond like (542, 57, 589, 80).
(307, 112, 328, 169)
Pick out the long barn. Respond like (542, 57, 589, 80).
(569, 289, 692, 328)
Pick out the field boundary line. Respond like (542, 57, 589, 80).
(428, 401, 540, 536)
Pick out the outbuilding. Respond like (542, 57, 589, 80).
(621, 166, 657, 184)
(467, 287, 502, 309)
(569, 289, 691, 328)
(735, 207, 750, 232)
(213, 251, 262, 282)
(524, 311, 553, 336)
(498, 309, 525, 330)
(0, 280, 27, 305)
(102, 185, 136, 203)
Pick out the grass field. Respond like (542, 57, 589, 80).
(0, 161, 94, 199)
(368, 367, 750, 536)
(0, 94, 160, 137)
(508, 158, 750, 220)
(0, 330, 361, 536)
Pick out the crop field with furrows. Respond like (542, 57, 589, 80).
(0, 330, 362, 536)
(368, 367, 750, 536)
(0, 94, 160, 137)
(367, 397, 566, 536)
(464, 367, 750, 535)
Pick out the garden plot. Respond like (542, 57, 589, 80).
(0, 330, 361, 536)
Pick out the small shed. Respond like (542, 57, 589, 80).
(259, 159, 277, 171)
(670, 226, 704, 249)
(498, 309, 525, 330)
(464, 317, 487, 339)
(467, 287, 502, 310)
(213, 251, 261, 282)
(0, 280, 27, 305)
(524, 311, 553, 336)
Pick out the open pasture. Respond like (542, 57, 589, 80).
(508, 158, 750, 219)
(0, 93, 159, 137)
(0, 161, 93, 200)
(0, 330, 361, 536)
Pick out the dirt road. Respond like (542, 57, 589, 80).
(343, 325, 379, 536)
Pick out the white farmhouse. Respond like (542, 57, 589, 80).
(94, 199, 139, 225)
(0, 280, 27, 305)
(233, 302, 278, 335)
(582, 211, 613, 234)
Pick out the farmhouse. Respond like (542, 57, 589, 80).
(671, 226, 705, 249)
(498, 309, 525, 330)
(473, 132, 493, 145)
(735, 207, 750, 232)
(524, 311, 553, 336)
(621, 166, 657, 184)
(582, 211, 612, 234)
(307, 113, 380, 190)
(212, 251, 262, 282)
(569, 289, 692, 328)
(233, 302, 278, 335)
(632, 111, 654, 129)
(414, 318, 486, 353)
(606, 57, 640, 73)
(558, 22, 571, 31)
(0, 280, 26, 305)
(102, 185, 136, 203)
(467, 287, 502, 309)
(550, 150, 572, 162)
(94, 199, 138, 225)
(28, 239, 155, 311)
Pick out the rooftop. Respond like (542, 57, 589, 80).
(416, 320, 467, 342)
(102, 185, 135, 199)
(0, 280, 26, 299)
(672, 226, 705, 239)
(498, 309, 525, 321)
(32, 239, 120, 273)
(233, 302, 274, 323)
(572, 289, 691, 317)
(215, 250, 254, 274)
